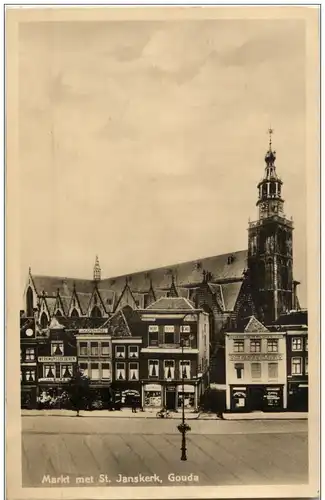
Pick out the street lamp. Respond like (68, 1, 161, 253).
(177, 337, 191, 461)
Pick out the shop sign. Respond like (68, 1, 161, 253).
(144, 384, 161, 391)
(177, 384, 195, 393)
(78, 329, 108, 333)
(38, 356, 77, 362)
(229, 354, 282, 361)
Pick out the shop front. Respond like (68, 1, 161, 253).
(21, 386, 38, 409)
(143, 383, 163, 408)
(230, 385, 284, 412)
(288, 383, 308, 411)
(176, 384, 196, 410)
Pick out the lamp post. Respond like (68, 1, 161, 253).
(177, 337, 191, 461)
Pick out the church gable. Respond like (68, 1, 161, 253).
(87, 286, 108, 318)
(114, 282, 138, 312)
(53, 291, 66, 317)
(67, 287, 83, 317)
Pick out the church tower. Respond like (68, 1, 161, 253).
(93, 255, 101, 282)
(248, 129, 294, 324)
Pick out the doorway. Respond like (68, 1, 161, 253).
(249, 387, 265, 411)
(166, 390, 176, 410)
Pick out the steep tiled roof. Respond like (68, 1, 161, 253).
(76, 292, 92, 315)
(145, 297, 196, 311)
(101, 250, 247, 297)
(102, 309, 132, 337)
(274, 310, 308, 326)
(31, 276, 93, 297)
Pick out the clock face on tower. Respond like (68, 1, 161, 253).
(25, 328, 34, 337)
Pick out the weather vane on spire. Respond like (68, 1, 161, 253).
(268, 127, 274, 149)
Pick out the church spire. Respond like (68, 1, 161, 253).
(256, 129, 284, 219)
(93, 255, 101, 282)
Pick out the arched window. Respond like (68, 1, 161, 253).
(26, 287, 33, 317)
(91, 306, 102, 318)
(40, 312, 48, 329)
(55, 310, 62, 317)
(71, 308, 79, 318)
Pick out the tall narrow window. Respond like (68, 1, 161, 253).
(90, 342, 99, 356)
(101, 342, 110, 356)
(90, 363, 100, 380)
(26, 287, 34, 317)
(267, 339, 278, 352)
(129, 362, 139, 380)
(25, 348, 35, 361)
(91, 306, 102, 318)
(292, 338, 302, 351)
(179, 360, 191, 379)
(116, 362, 126, 380)
(79, 342, 88, 356)
(268, 363, 278, 379)
(164, 325, 175, 344)
(61, 365, 73, 379)
(79, 363, 88, 376)
(148, 360, 159, 378)
(25, 369, 36, 382)
(40, 312, 48, 329)
(44, 365, 55, 378)
(164, 360, 175, 380)
(235, 363, 244, 379)
(102, 363, 111, 379)
(251, 363, 261, 379)
(71, 308, 79, 318)
(233, 340, 245, 352)
(291, 357, 302, 375)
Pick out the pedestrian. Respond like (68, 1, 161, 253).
(132, 397, 137, 413)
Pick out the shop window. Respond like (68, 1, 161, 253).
(148, 360, 159, 378)
(79, 342, 88, 356)
(25, 369, 35, 382)
(90, 342, 99, 356)
(128, 345, 139, 358)
(177, 392, 194, 409)
(51, 342, 64, 356)
(101, 342, 110, 356)
(144, 390, 161, 408)
(235, 363, 244, 379)
(116, 362, 126, 380)
(102, 363, 111, 379)
(305, 357, 308, 375)
(179, 360, 191, 379)
(292, 338, 302, 351)
(267, 339, 278, 352)
(25, 347, 35, 361)
(251, 362, 261, 379)
(90, 363, 100, 380)
(79, 362, 88, 376)
(234, 340, 244, 352)
(268, 362, 278, 379)
(61, 364, 73, 379)
(148, 331, 158, 346)
(250, 340, 261, 353)
(115, 345, 125, 358)
(291, 357, 302, 375)
(44, 364, 55, 379)
(164, 360, 175, 380)
(129, 362, 139, 381)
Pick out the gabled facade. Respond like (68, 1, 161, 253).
(225, 315, 287, 412)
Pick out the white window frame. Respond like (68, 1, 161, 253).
(25, 347, 35, 361)
(51, 342, 64, 356)
(129, 362, 139, 381)
(128, 345, 139, 358)
(267, 339, 278, 353)
(164, 359, 175, 380)
(180, 325, 191, 333)
(250, 340, 261, 353)
(61, 364, 73, 379)
(90, 342, 99, 356)
(44, 364, 56, 379)
(25, 369, 36, 382)
(292, 338, 303, 351)
(179, 360, 191, 380)
(116, 362, 126, 380)
(115, 345, 126, 358)
(291, 357, 302, 375)
(79, 342, 88, 356)
(164, 325, 175, 333)
(101, 342, 110, 356)
(233, 340, 244, 352)
(148, 359, 159, 378)
(148, 325, 159, 332)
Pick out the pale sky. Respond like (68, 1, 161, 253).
(18, 18, 307, 306)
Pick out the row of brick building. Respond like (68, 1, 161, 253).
(20, 297, 210, 411)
